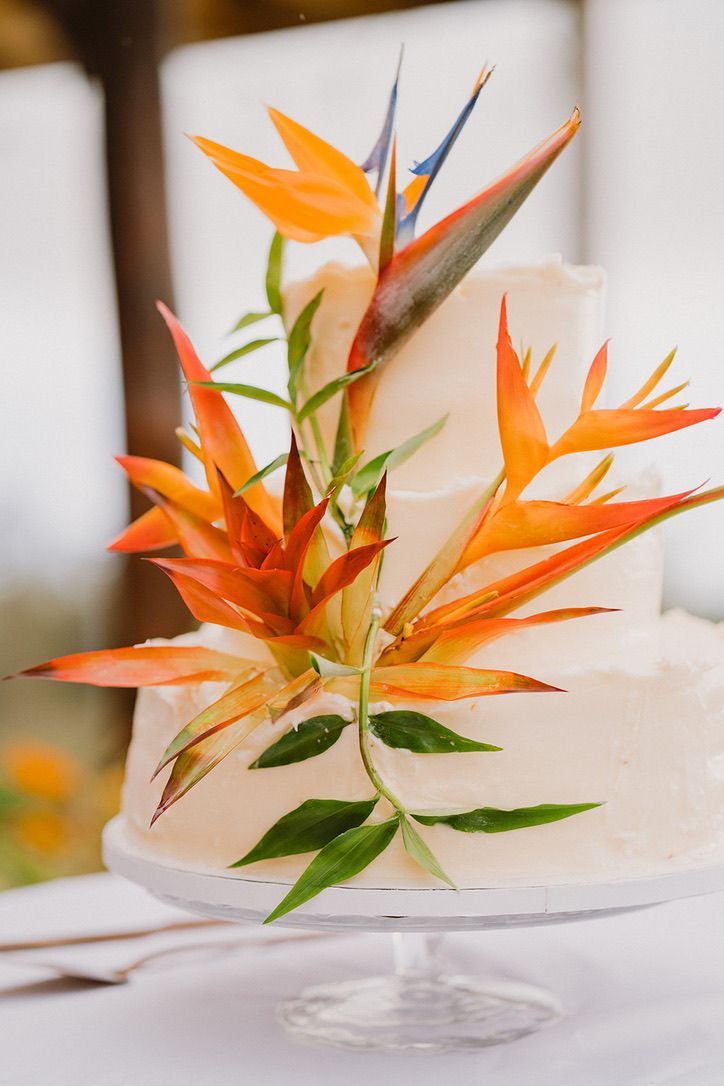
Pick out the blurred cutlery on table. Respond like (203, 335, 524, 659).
(1, 929, 335, 985)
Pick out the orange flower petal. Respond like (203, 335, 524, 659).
(13, 646, 256, 687)
(107, 507, 178, 553)
(267, 106, 377, 211)
(371, 663, 561, 700)
(192, 135, 378, 240)
(116, 455, 219, 522)
(551, 406, 720, 458)
(157, 303, 281, 532)
(496, 296, 549, 500)
(580, 341, 608, 412)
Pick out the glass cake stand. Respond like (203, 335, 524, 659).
(103, 816, 724, 1052)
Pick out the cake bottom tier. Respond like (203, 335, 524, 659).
(121, 611, 724, 888)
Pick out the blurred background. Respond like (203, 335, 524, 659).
(1, 0, 722, 887)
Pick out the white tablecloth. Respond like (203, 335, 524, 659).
(1, 872, 724, 1085)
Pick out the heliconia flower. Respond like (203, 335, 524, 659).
(419, 486, 724, 635)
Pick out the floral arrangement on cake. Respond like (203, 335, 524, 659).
(11, 64, 722, 922)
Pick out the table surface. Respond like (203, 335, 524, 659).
(1, 873, 724, 1086)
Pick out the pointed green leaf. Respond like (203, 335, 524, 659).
(297, 362, 376, 424)
(234, 453, 288, 497)
(326, 453, 363, 498)
(309, 653, 360, 678)
(350, 415, 448, 498)
(264, 817, 399, 923)
(229, 310, 272, 334)
(412, 802, 602, 834)
(369, 710, 501, 754)
(265, 232, 285, 316)
(250, 714, 352, 769)
(193, 381, 292, 411)
(332, 393, 354, 475)
(287, 290, 324, 401)
(399, 814, 456, 888)
(231, 797, 378, 868)
(211, 338, 279, 372)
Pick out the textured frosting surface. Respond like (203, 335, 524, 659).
(283, 254, 606, 491)
(120, 258, 723, 888)
(121, 613, 724, 886)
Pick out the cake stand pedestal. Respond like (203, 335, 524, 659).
(103, 817, 724, 1053)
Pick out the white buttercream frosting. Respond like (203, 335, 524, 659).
(119, 258, 724, 889)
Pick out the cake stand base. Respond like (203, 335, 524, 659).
(103, 818, 724, 1052)
(280, 928, 561, 1050)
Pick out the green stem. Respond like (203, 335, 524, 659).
(357, 606, 404, 812)
(299, 376, 331, 487)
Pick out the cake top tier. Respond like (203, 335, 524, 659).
(284, 255, 606, 492)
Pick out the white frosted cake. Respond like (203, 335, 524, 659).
(121, 258, 724, 886)
(19, 69, 722, 918)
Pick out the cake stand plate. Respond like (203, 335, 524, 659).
(103, 817, 724, 1052)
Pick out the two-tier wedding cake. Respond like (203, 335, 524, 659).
(16, 63, 724, 922)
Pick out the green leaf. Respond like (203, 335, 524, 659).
(332, 393, 354, 476)
(297, 362, 376, 423)
(287, 290, 324, 401)
(250, 714, 352, 769)
(309, 652, 361, 679)
(211, 338, 279, 372)
(326, 453, 363, 498)
(231, 797, 378, 869)
(350, 415, 448, 498)
(264, 817, 398, 923)
(399, 814, 456, 888)
(369, 710, 501, 754)
(193, 381, 292, 411)
(265, 232, 285, 316)
(234, 453, 288, 496)
(412, 802, 602, 834)
(229, 310, 272, 334)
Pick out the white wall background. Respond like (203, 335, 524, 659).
(0, 63, 126, 595)
(583, 0, 724, 617)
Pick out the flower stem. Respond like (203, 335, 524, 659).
(358, 606, 403, 813)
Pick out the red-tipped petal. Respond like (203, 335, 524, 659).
(157, 302, 281, 531)
(107, 507, 178, 553)
(462, 490, 695, 566)
(421, 607, 613, 665)
(13, 646, 255, 687)
(371, 663, 561, 700)
(116, 455, 219, 522)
